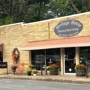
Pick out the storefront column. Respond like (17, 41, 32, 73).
(29, 51, 32, 62)
(60, 48, 64, 75)
(76, 47, 80, 64)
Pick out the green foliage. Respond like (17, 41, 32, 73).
(27, 68, 32, 73)
(0, 16, 14, 25)
(32, 69, 38, 74)
(0, 0, 90, 25)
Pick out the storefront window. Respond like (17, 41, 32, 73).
(80, 47, 90, 65)
(46, 49, 60, 66)
(31, 48, 60, 70)
(31, 50, 45, 70)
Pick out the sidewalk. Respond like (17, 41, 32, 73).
(0, 74, 90, 84)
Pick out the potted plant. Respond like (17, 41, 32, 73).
(26, 63, 34, 76)
(75, 63, 86, 76)
(28, 63, 34, 68)
(32, 69, 38, 76)
(48, 64, 59, 75)
(27, 68, 32, 76)
(11, 64, 18, 74)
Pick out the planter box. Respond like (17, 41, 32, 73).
(76, 70, 85, 77)
(50, 70, 58, 75)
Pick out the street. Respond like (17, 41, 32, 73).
(0, 79, 90, 90)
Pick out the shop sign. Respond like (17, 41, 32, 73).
(0, 62, 7, 68)
(54, 20, 83, 37)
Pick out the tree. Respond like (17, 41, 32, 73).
(49, 0, 72, 17)
(49, 0, 90, 18)
(69, 0, 90, 13)
(0, 0, 90, 25)
(0, 0, 51, 25)
(0, 0, 35, 23)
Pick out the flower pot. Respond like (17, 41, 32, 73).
(76, 70, 85, 76)
(27, 72, 31, 76)
(50, 70, 58, 75)
(33, 73, 37, 76)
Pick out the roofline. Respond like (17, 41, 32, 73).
(0, 22, 23, 27)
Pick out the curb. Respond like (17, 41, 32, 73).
(0, 75, 90, 84)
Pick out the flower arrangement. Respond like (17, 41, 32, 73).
(28, 63, 33, 68)
(12, 48, 20, 64)
(75, 64, 86, 70)
(27, 68, 32, 73)
(32, 69, 38, 74)
(26, 63, 34, 75)
(48, 64, 59, 70)
(12, 54, 19, 62)
(11, 64, 18, 71)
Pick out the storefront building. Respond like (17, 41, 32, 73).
(0, 12, 90, 75)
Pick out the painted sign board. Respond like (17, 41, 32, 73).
(0, 62, 8, 74)
(54, 20, 83, 37)
(0, 62, 7, 68)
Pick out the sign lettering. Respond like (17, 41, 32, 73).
(54, 20, 83, 37)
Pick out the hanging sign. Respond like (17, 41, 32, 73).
(54, 20, 83, 37)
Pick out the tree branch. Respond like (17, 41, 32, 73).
(69, 0, 80, 13)
(84, 0, 89, 11)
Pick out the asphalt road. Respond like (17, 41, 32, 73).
(0, 79, 90, 90)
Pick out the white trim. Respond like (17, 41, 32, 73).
(64, 73, 76, 75)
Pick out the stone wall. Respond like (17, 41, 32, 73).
(0, 12, 90, 74)
(49, 12, 90, 39)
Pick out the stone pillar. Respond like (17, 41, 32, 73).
(76, 47, 80, 64)
(29, 51, 31, 62)
(60, 48, 64, 75)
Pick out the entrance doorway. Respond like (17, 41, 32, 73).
(64, 48, 75, 75)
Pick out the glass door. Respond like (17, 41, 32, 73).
(64, 48, 76, 75)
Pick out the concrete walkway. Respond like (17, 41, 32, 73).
(0, 74, 90, 84)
